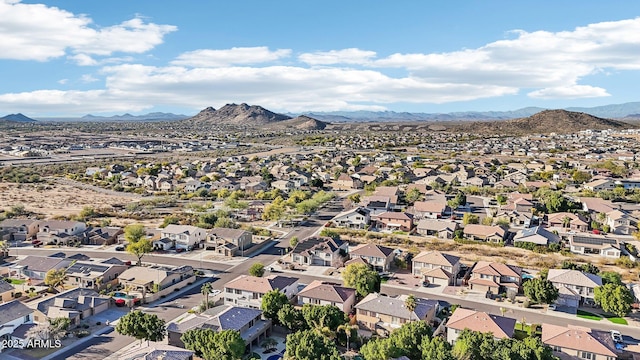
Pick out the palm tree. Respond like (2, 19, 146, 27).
(337, 324, 359, 352)
(499, 307, 507, 317)
(261, 338, 278, 352)
(201, 282, 213, 310)
(405, 294, 417, 322)
(44, 268, 67, 292)
(562, 216, 572, 229)
(0, 240, 9, 258)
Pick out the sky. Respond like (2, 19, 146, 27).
(1, 1, 640, 117)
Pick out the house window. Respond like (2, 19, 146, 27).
(235, 289, 242, 295)
(226, 288, 233, 293)
(252, 293, 259, 300)
(552, 346, 561, 352)
(24, 315, 30, 322)
(579, 351, 594, 360)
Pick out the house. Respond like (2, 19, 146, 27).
(463, 224, 506, 243)
(0, 280, 16, 303)
(291, 236, 348, 267)
(546, 212, 589, 232)
(0, 301, 34, 352)
(361, 195, 392, 215)
(167, 305, 271, 353)
(584, 179, 616, 192)
(542, 324, 618, 360)
(160, 224, 207, 251)
(494, 210, 534, 228)
(349, 243, 395, 272)
(332, 207, 371, 229)
(605, 209, 638, 235)
(297, 281, 357, 314)
(223, 274, 299, 309)
(118, 265, 195, 303)
(446, 308, 515, 344)
(13, 255, 73, 281)
(468, 261, 522, 295)
(64, 259, 128, 291)
(119, 343, 194, 360)
(415, 219, 458, 239)
(412, 200, 449, 220)
(412, 251, 461, 286)
(355, 293, 437, 335)
(547, 269, 602, 302)
(569, 234, 622, 258)
(374, 212, 414, 233)
(83, 226, 123, 246)
(206, 228, 253, 257)
(36, 220, 87, 245)
(0, 219, 39, 241)
(513, 226, 560, 246)
(28, 288, 110, 327)
(271, 179, 294, 192)
(335, 173, 362, 189)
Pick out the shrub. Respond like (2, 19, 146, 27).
(14, 292, 22, 298)
(75, 330, 90, 338)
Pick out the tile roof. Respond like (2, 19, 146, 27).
(473, 261, 522, 278)
(413, 251, 460, 267)
(416, 219, 457, 232)
(447, 308, 515, 339)
(541, 324, 617, 357)
(421, 267, 452, 279)
(463, 224, 505, 238)
(351, 243, 394, 258)
(355, 293, 436, 320)
(298, 281, 356, 303)
(291, 236, 345, 256)
(0, 279, 16, 293)
(15, 255, 71, 273)
(225, 274, 298, 294)
(0, 300, 33, 325)
(547, 269, 602, 288)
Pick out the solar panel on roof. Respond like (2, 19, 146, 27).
(572, 236, 617, 246)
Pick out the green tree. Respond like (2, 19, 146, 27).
(284, 330, 340, 360)
(261, 289, 289, 324)
(594, 283, 634, 317)
(201, 282, 213, 311)
(44, 268, 67, 292)
(301, 304, 348, 332)
(337, 323, 359, 352)
(249, 262, 265, 277)
(496, 194, 508, 205)
(347, 193, 361, 205)
(572, 170, 592, 184)
(404, 294, 417, 321)
(405, 188, 422, 204)
(452, 329, 496, 360)
(421, 336, 454, 360)
(161, 215, 180, 228)
(116, 310, 166, 345)
(462, 213, 479, 225)
(600, 271, 623, 286)
(181, 328, 245, 360)
(342, 263, 381, 297)
(448, 191, 467, 209)
(289, 236, 299, 248)
(214, 216, 238, 229)
(388, 321, 432, 360)
(360, 338, 396, 360)
(523, 278, 559, 305)
(262, 196, 286, 221)
(124, 224, 152, 266)
(277, 303, 307, 332)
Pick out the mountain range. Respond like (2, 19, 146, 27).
(81, 112, 188, 121)
(0, 113, 37, 122)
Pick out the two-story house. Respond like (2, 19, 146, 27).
(373, 212, 414, 233)
(412, 251, 461, 287)
(569, 234, 622, 258)
(542, 324, 618, 360)
(14, 255, 73, 281)
(349, 243, 395, 272)
(0, 219, 39, 242)
(167, 305, 271, 353)
(355, 293, 437, 336)
(291, 237, 348, 267)
(468, 261, 522, 295)
(412, 200, 449, 220)
(446, 308, 515, 345)
(206, 228, 253, 257)
(297, 281, 357, 314)
(160, 225, 207, 251)
(605, 209, 638, 235)
(29, 288, 110, 328)
(223, 274, 299, 309)
(547, 269, 602, 303)
(65, 259, 128, 291)
(0, 301, 34, 352)
(37, 220, 87, 245)
(360, 195, 392, 215)
(547, 212, 589, 232)
(118, 265, 195, 303)
(332, 207, 371, 229)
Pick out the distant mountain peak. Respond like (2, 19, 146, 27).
(0, 113, 37, 122)
(189, 103, 292, 125)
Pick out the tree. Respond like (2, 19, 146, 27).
(284, 330, 340, 360)
(124, 224, 152, 266)
(594, 283, 634, 317)
(45, 268, 67, 292)
(337, 323, 358, 352)
(404, 294, 417, 321)
(0, 240, 9, 257)
(289, 236, 299, 248)
(342, 263, 381, 297)
(261, 289, 290, 324)
(278, 303, 307, 332)
(572, 170, 592, 184)
(388, 321, 433, 360)
(452, 329, 496, 360)
(116, 310, 166, 345)
(405, 188, 422, 204)
(462, 213, 479, 225)
(201, 282, 213, 310)
(600, 271, 623, 286)
(448, 191, 467, 209)
(360, 338, 396, 360)
(301, 304, 348, 333)
(523, 278, 559, 305)
(26, 317, 70, 343)
(214, 216, 238, 229)
(261, 337, 278, 352)
(249, 262, 265, 277)
(421, 336, 454, 360)
(181, 328, 245, 360)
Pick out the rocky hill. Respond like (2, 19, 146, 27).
(453, 109, 634, 135)
(186, 103, 327, 129)
(0, 113, 37, 122)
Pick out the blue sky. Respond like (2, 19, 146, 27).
(2, 0, 640, 116)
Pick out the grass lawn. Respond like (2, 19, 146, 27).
(603, 314, 628, 325)
(577, 310, 602, 321)
(6, 278, 26, 285)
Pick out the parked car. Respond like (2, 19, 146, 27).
(548, 304, 557, 311)
(611, 330, 623, 343)
(176, 248, 185, 253)
(115, 246, 125, 251)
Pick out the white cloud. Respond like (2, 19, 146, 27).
(57, 79, 68, 85)
(299, 48, 377, 65)
(0, 0, 176, 62)
(528, 85, 610, 99)
(171, 47, 291, 67)
(80, 74, 99, 83)
(69, 54, 98, 66)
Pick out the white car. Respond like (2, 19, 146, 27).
(611, 330, 623, 343)
(548, 304, 557, 311)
